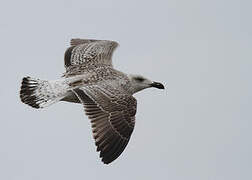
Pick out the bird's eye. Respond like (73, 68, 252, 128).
(135, 77, 145, 82)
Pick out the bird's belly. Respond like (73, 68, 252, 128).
(61, 91, 81, 104)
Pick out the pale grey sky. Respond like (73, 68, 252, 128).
(0, 0, 251, 180)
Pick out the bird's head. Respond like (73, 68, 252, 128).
(128, 74, 165, 94)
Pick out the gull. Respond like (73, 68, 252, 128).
(20, 39, 165, 164)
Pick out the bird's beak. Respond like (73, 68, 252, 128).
(150, 81, 165, 89)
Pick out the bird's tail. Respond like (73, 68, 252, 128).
(20, 76, 69, 109)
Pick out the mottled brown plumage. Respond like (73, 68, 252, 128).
(20, 38, 164, 164)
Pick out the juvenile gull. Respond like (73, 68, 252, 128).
(20, 39, 165, 164)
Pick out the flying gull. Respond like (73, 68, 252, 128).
(20, 39, 165, 164)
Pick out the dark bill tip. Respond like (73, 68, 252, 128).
(151, 82, 165, 89)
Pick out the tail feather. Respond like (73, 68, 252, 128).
(20, 77, 65, 109)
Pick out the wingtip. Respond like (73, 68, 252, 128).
(70, 38, 97, 46)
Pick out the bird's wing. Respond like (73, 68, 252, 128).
(72, 86, 136, 164)
(64, 39, 118, 69)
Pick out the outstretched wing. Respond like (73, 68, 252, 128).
(72, 86, 136, 164)
(64, 39, 118, 69)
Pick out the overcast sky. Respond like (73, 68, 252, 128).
(0, 0, 251, 180)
